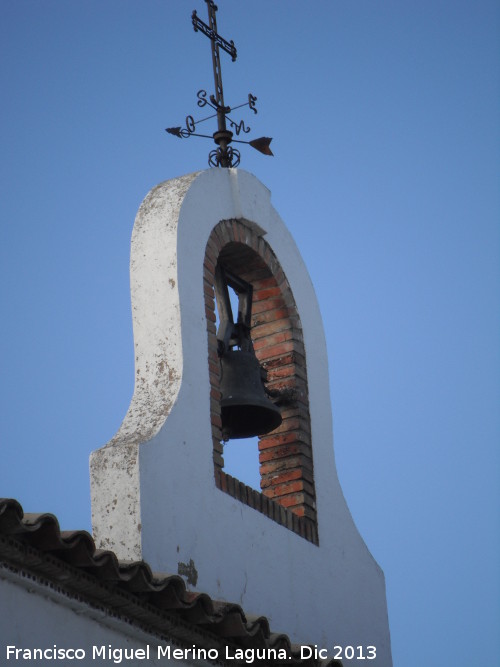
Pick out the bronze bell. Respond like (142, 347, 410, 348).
(220, 349, 282, 439)
(215, 264, 282, 440)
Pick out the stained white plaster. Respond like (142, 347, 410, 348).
(90, 169, 392, 666)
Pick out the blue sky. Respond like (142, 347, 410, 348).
(1, 1, 499, 665)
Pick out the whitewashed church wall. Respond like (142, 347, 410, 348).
(0, 568, 201, 667)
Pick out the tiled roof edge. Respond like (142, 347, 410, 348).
(0, 499, 342, 667)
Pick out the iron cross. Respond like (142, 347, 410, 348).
(166, 1, 273, 167)
(192, 0, 236, 166)
(192, 0, 236, 112)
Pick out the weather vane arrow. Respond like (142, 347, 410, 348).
(166, 0, 273, 168)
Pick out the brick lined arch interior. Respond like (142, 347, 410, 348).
(204, 219, 318, 544)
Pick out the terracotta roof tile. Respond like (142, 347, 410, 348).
(0, 498, 342, 667)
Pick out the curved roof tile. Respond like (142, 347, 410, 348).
(0, 498, 342, 667)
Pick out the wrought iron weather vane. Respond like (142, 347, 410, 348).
(166, 0, 273, 168)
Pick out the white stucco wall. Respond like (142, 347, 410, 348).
(90, 169, 392, 666)
(0, 567, 197, 667)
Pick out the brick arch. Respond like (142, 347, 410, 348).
(204, 219, 318, 544)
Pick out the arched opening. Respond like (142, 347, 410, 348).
(204, 221, 318, 544)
